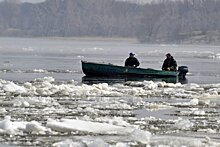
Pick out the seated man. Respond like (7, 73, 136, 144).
(162, 53, 177, 71)
(125, 52, 140, 67)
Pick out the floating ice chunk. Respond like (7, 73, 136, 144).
(36, 88, 52, 95)
(143, 81, 158, 90)
(77, 55, 84, 58)
(107, 117, 131, 127)
(46, 118, 134, 135)
(58, 84, 74, 96)
(0, 81, 3, 87)
(0, 108, 7, 114)
(207, 88, 219, 95)
(13, 99, 30, 107)
(0, 116, 13, 131)
(160, 82, 183, 88)
(93, 83, 109, 91)
(52, 139, 85, 147)
(22, 47, 34, 52)
(13, 97, 57, 107)
(0, 116, 29, 135)
(93, 47, 104, 51)
(174, 93, 192, 98)
(23, 82, 32, 89)
(42, 81, 53, 89)
(188, 83, 200, 88)
(94, 117, 132, 127)
(189, 98, 199, 105)
(157, 82, 166, 87)
(127, 87, 141, 95)
(84, 107, 99, 115)
(215, 53, 220, 59)
(34, 77, 55, 82)
(186, 83, 204, 91)
(131, 129, 151, 144)
(175, 82, 184, 87)
(174, 98, 200, 107)
(25, 121, 48, 134)
(127, 87, 151, 96)
(164, 83, 176, 88)
(145, 102, 172, 110)
(180, 108, 206, 116)
(95, 101, 132, 110)
(199, 93, 220, 99)
(192, 110, 205, 115)
(125, 81, 146, 87)
(0, 116, 19, 134)
(163, 88, 175, 95)
(198, 99, 210, 105)
(115, 142, 129, 147)
(174, 118, 193, 130)
(208, 137, 220, 145)
(68, 80, 78, 85)
(33, 69, 47, 73)
(152, 136, 203, 147)
(2, 81, 27, 94)
(204, 136, 220, 146)
(202, 83, 220, 89)
(1, 77, 220, 99)
(88, 138, 108, 147)
(197, 128, 216, 133)
(134, 121, 147, 126)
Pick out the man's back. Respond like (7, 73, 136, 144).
(125, 56, 140, 67)
(162, 56, 177, 71)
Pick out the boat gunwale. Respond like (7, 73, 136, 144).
(81, 60, 178, 77)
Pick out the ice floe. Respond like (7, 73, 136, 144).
(52, 139, 86, 147)
(25, 121, 49, 134)
(2, 81, 27, 94)
(0, 77, 220, 99)
(174, 118, 194, 130)
(0, 116, 26, 135)
(46, 118, 135, 135)
(0, 77, 219, 146)
(0, 116, 52, 135)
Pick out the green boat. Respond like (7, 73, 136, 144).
(81, 61, 188, 78)
(82, 75, 181, 84)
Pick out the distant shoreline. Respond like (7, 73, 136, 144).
(44, 37, 138, 42)
(1, 36, 220, 45)
(0, 36, 138, 42)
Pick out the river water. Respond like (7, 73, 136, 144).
(0, 37, 219, 146)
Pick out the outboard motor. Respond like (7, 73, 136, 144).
(178, 66, 188, 79)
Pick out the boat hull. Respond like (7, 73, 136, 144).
(81, 61, 178, 78)
(82, 76, 180, 84)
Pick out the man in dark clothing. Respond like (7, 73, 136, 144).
(162, 53, 177, 71)
(125, 52, 140, 67)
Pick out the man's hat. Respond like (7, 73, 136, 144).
(166, 53, 171, 56)
(129, 52, 135, 56)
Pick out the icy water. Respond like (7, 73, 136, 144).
(0, 37, 220, 146)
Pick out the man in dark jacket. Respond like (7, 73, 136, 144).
(125, 52, 140, 67)
(162, 53, 177, 71)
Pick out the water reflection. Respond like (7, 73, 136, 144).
(82, 76, 188, 85)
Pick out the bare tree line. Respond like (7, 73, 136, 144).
(135, 0, 220, 43)
(0, 0, 220, 44)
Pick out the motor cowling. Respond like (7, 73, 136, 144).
(178, 66, 188, 79)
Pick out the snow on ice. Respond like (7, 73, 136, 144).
(0, 77, 219, 146)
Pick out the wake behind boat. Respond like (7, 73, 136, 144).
(81, 61, 188, 79)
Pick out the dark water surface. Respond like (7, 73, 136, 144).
(0, 38, 220, 146)
(0, 37, 220, 84)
